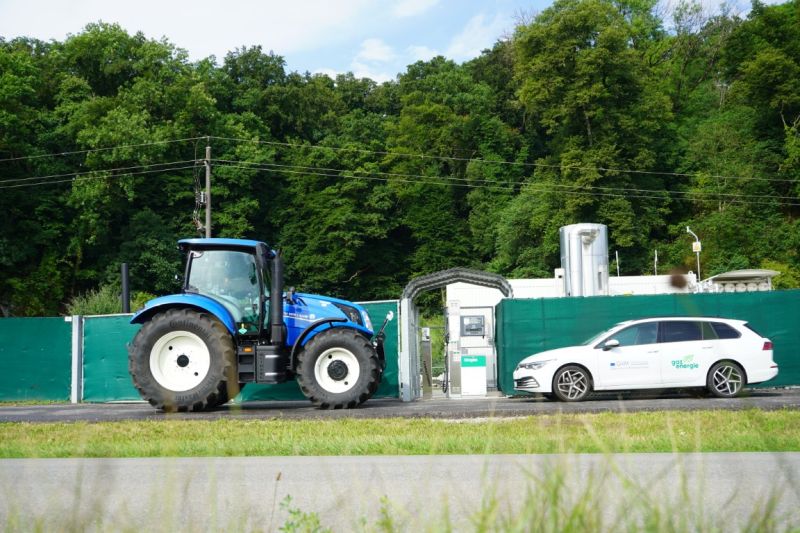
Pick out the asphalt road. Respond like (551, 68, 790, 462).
(1, 387, 799, 422)
(2, 453, 799, 531)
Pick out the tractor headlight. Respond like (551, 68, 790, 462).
(334, 303, 363, 325)
(363, 311, 373, 331)
(516, 359, 554, 371)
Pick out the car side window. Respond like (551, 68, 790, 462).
(660, 321, 702, 343)
(701, 322, 718, 340)
(607, 322, 658, 347)
(711, 322, 741, 339)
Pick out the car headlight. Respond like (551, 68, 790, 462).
(363, 311, 373, 331)
(516, 359, 554, 371)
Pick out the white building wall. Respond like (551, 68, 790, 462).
(608, 274, 696, 296)
(446, 273, 696, 309)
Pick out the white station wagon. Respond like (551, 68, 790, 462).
(513, 317, 779, 401)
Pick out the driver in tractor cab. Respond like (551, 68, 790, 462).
(221, 253, 257, 301)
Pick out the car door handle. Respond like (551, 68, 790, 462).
(647, 350, 659, 354)
(702, 345, 713, 349)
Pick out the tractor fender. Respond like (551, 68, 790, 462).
(289, 318, 374, 369)
(130, 294, 237, 335)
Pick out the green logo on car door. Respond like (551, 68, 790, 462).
(671, 355, 699, 370)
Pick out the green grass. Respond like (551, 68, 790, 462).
(1, 409, 799, 458)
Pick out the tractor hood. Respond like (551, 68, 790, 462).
(283, 292, 374, 346)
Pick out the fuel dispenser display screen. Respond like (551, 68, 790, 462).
(461, 316, 485, 336)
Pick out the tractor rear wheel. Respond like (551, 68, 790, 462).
(128, 308, 237, 412)
(296, 329, 381, 409)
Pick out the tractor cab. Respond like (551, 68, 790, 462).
(180, 239, 271, 337)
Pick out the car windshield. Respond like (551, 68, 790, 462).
(581, 324, 622, 346)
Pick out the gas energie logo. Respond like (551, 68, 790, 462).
(671, 355, 699, 370)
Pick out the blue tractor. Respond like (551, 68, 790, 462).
(128, 238, 390, 411)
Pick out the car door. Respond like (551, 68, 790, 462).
(659, 321, 713, 385)
(594, 322, 661, 389)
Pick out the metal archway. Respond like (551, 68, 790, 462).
(398, 268, 513, 401)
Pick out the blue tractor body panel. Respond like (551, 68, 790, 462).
(131, 294, 238, 334)
(285, 293, 373, 347)
(131, 293, 373, 343)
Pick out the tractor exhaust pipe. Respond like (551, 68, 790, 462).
(270, 253, 285, 346)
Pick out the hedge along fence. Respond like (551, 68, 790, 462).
(496, 290, 800, 395)
(0, 301, 400, 403)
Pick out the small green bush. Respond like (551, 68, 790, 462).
(65, 284, 155, 316)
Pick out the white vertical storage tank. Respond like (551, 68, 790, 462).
(560, 223, 609, 297)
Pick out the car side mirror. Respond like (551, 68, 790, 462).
(603, 339, 620, 351)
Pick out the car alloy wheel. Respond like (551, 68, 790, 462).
(554, 366, 591, 401)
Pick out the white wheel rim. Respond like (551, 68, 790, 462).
(149, 330, 211, 392)
(314, 347, 361, 394)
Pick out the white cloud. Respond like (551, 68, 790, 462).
(355, 38, 396, 63)
(407, 45, 439, 62)
(313, 67, 340, 79)
(391, 0, 440, 18)
(350, 61, 395, 83)
(0, 0, 374, 60)
(349, 37, 396, 82)
(445, 13, 509, 61)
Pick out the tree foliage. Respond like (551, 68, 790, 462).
(1, 3, 799, 316)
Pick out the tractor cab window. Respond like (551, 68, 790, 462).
(186, 249, 261, 334)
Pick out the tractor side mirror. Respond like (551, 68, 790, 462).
(285, 286, 296, 304)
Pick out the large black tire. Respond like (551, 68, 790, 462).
(707, 361, 745, 398)
(296, 329, 381, 409)
(552, 365, 593, 402)
(128, 308, 238, 412)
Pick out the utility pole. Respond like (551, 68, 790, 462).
(204, 138, 211, 238)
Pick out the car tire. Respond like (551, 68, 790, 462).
(707, 361, 745, 398)
(552, 365, 592, 402)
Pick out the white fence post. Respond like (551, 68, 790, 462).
(69, 315, 83, 403)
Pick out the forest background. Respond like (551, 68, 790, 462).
(1, 0, 799, 317)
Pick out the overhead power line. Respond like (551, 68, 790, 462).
(0, 159, 197, 186)
(213, 159, 800, 203)
(0, 164, 196, 190)
(210, 135, 798, 185)
(0, 137, 204, 163)
(213, 160, 800, 208)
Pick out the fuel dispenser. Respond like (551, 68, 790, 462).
(446, 300, 494, 397)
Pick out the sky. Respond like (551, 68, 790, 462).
(0, 0, 773, 83)
(0, 0, 552, 82)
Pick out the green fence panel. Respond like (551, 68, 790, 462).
(496, 290, 800, 394)
(78, 301, 400, 403)
(0, 317, 72, 401)
(82, 315, 141, 401)
(240, 300, 400, 401)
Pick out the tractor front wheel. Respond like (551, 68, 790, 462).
(128, 308, 237, 412)
(296, 329, 380, 409)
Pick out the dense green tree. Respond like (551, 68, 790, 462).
(1, 1, 800, 316)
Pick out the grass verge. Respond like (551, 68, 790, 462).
(1, 409, 798, 457)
